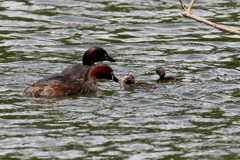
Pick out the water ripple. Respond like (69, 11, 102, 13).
(0, 0, 240, 159)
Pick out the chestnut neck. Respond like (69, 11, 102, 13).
(82, 54, 94, 66)
(84, 65, 110, 82)
(84, 68, 98, 82)
(84, 65, 117, 83)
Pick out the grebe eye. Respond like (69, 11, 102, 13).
(104, 53, 108, 60)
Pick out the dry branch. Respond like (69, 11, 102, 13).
(179, 0, 240, 35)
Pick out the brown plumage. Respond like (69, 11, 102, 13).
(155, 67, 179, 83)
(61, 47, 116, 80)
(23, 65, 119, 97)
(122, 74, 156, 89)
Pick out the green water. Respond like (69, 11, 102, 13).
(0, 0, 240, 159)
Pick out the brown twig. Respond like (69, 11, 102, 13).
(179, 0, 187, 11)
(179, 0, 240, 35)
(186, 0, 195, 13)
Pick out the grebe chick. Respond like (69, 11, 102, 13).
(122, 74, 156, 89)
(155, 67, 179, 83)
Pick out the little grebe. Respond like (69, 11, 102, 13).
(155, 67, 179, 83)
(122, 74, 156, 89)
(61, 47, 116, 80)
(23, 65, 119, 97)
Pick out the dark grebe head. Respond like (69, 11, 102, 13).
(155, 67, 165, 79)
(82, 47, 116, 66)
(87, 65, 119, 83)
(121, 74, 134, 84)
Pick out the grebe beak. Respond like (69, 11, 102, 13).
(112, 75, 119, 83)
(105, 53, 116, 62)
(107, 56, 116, 62)
(121, 78, 128, 82)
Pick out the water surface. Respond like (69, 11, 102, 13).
(0, 0, 240, 159)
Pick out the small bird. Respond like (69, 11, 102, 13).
(23, 65, 119, 97)
(61, 46, 116, 80)
(154, 67, 179, 83)
(122, 74, 156, 89)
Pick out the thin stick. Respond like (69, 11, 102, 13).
(187, 0, 195, 13)
(179, 0, 187, 11)
(179, 0, 240, 35)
